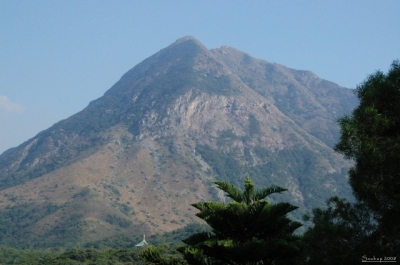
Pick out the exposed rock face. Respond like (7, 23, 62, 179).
(0, 36, 357, 247)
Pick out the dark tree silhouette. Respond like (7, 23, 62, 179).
(178, 177, 304, 265)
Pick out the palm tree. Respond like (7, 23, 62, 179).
(178, 177, 304, 265)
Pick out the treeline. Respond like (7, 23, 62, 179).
(0, 223, 209, 265)
(0, 202, 85, 249)
(0, 247, 143, 265)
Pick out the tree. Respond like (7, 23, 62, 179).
(302, 197, 380, 264)
(302, 61, 400, 263)
(177, 177, 304, 265)
(139, 244, 188, 265)
(334, 60, 400, 250)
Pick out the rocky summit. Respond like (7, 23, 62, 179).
(0, 36, 357, 248)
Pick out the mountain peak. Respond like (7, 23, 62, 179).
(169, 35, 208, 51)
(174, 35, 201, 44)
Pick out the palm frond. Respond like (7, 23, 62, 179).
(213, 181, 243, 202)
(252, 185, 287, 201)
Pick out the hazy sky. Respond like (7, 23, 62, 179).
(1, 1, 399, 154)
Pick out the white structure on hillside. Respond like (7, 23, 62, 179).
(135, 235, 148, 247)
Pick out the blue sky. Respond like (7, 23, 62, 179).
(1, 1, 399, 154)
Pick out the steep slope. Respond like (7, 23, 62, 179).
(211, 46, 358, 147)
(0, 36, 357, 248)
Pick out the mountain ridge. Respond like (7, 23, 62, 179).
(0, 36, 357, 248)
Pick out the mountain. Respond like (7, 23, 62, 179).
(0, 36, 358, 248)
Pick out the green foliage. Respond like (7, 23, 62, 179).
(0, 203, 60, 248)
(48, 248, 139, 264)
(84, 223, 209, 249)
(216, 130, 239, 147)
(334, 60, 400, 251)
(105, 214, 132, 228)
(213, 178, 287, 205)
(0, 246, 50, 264)
(302, 197, 379, 264)
(72, 187, 91, 199)
(248, 114, 261, 135)
(104, 184, 121, 197)
(43, 213, 85, 248)
(139, 245, 187, 265)
(0, 224, 208, 264)
(119, 203, 132, 216)
(177, 178, 304, 265)
(195, 145, 242, 186)
(0, 247, 144, 265)
(304, 60, 400, 262)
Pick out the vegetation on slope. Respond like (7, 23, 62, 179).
(0, 223, 209, 264)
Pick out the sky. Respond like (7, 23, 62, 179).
(0, 1, 399, 154)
